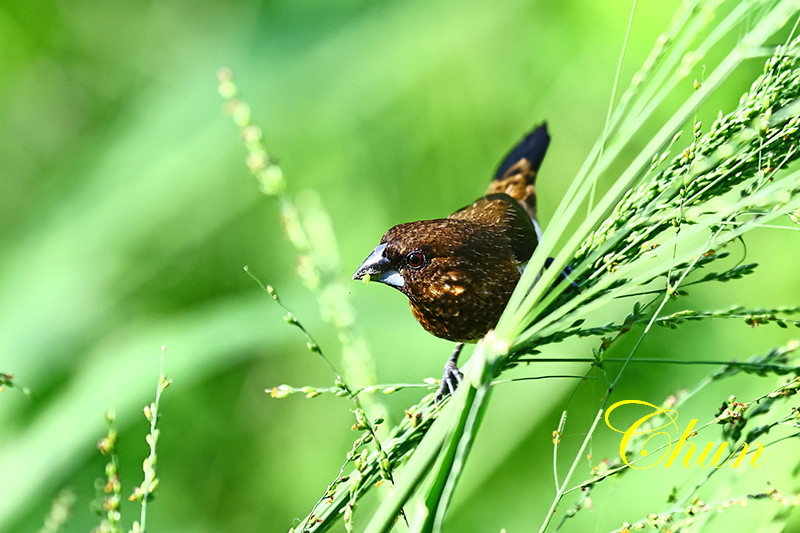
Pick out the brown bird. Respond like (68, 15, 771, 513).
(353, 123, 551, 399)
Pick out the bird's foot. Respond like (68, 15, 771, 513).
(435, 360, 463, 402)
(435, 343, 464, 402)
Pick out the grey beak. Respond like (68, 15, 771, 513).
(352, 243, 405, 288)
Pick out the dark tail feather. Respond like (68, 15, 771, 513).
(493, 122, 550, 181)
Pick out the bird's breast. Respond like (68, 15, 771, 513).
(406, 262, 520, 343)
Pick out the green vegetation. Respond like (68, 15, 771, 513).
(1, 0, 799, 532)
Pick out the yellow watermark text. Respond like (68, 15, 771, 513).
(604, 400, 767, 469)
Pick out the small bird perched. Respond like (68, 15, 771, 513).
(352, 123, 551, 399)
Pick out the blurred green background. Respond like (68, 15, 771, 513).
(1, 0, 799, 531)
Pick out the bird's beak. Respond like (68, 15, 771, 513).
(352, 243, 405, 288)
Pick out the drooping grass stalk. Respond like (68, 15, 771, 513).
(216, 70, 387, 429)
(246, 270, 405, 532)
(218, 69, 415, 529)
(278, 0, 800, 530)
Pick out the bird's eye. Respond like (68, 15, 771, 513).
(406, 251, 426, 269)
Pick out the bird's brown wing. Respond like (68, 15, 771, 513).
(450, 193, 537, 263)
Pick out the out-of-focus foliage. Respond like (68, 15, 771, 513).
(0, 1, 798, 532)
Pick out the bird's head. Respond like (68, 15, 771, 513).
(352, 218, 476, 302)
(352, 194, 538, 342)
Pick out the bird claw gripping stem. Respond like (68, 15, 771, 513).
(435, 343, 465, 402)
